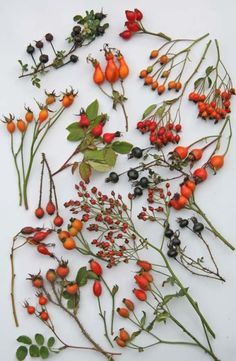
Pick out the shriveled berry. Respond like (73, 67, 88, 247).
(70, 54, 79, 63)
(39, 54, 49, 64)
(35, 40, 44, 49)
(127, 169, 139, 180)
(45, 33, 53, 41)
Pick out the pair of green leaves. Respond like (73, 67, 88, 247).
(16, 334, 56, 360)
(142, 103, 166, 120)
(194, 65, 214, 90)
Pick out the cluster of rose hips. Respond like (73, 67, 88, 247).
(119, 9, 143, 40)
(168, 143, 225, 210)
(76, 110, 121, 143)
(65, 183, 139, 267)
(188, 88, 235, 122)
(2, 89, 76, 135)
(57, 218, 83, 250)
(34, 154, 64, 227)
(25, 258, 104, 321)
(116, 260, 153, 347)
(88, 45, 129, 86)
(19, 226, 55, 258)
(137, 119, 182, 147)
(139, 51, 183, 96)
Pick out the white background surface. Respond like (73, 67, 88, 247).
(0, 0, 236, 360)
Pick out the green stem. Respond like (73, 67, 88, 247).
(10, 134, 22, 206)
(189, 197, 234, 251)
(141, 238, 216, 339)
(97, 297, 113, 348)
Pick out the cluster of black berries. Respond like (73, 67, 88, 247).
(106, 147, 150, 197)
(165, 228, 181, 258)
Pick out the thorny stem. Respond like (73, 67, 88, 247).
(138, 22, 171, 41)
(100, 276, 116, 335)
(42, 153, 59, 212)
(50, 285, 118, 360)
(10, 233, 21, 327)
(52, 145, 80, 177)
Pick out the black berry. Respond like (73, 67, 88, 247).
(193, 222, 204, 233)
(45, 33, 53, 42)
(179, 219, 189, 228)
(73, 35, 83, 44)
(139, 177, 149, 188)
(165, 228, 174, 238)
(131, 147, 143, 159)
(127, 169, 139, 180)
(172, 237, 181, 246)
(70, 54, 79, 63)
(107, 172, 119, 184)
(96, 26, 105, 36)
(35, 40, 44, 49)
(26, 44, 35, 54)
(167, 248, 178, 258)
(73, 26, 81, 34)
(39, 54, 49, 64)
(134, 186, 143, 197)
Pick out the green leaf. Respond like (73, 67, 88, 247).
(35, 334, 44, 346)
(76, 266, 88, 286)
(161, 287, 188, 306)
(142, 104, 157, 119)
(66, 122, 80, 131)
(146, 320, 155, 332)
(29, 344, 40, 357)
(62, 291, 73, 299)
(16, 346, 28, 361)
(17, 336, 32, 345)
(86, 271, 99, 280)
(194, 77, 204, 89)
(130, 330, 142, 341)
(104, 148, 117, 167)
(90, 114, 106, 126)
(67, 128, 84, 142)
(206, 66, 214, 76)
(84, 149, 106, 162)
(47, 337, 55, 348)
(79, 162, 91, 183)
(67, 295, 79, 309)
(207, 76, 212, 88)
(39, 346, 49, 359)
(73, 15, 83, 22)
(111, 141, 133, 154)
(156, 104, 166, 117)
(140, 311, 146, 327)
(86, 99, 99, 120)
(87, 161, 112, 172)
(155, 311, 170, 323)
